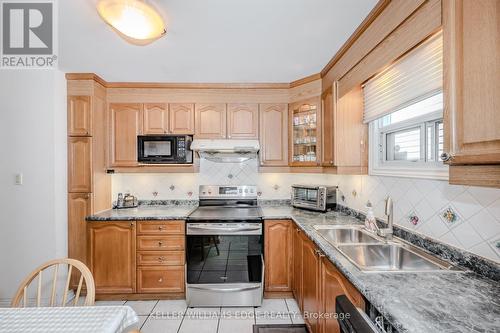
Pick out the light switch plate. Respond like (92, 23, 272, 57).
(15, 173, 23, 185)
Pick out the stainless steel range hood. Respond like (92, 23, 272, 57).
(190, 139, 260, 163)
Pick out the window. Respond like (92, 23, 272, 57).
(365, 33, 448, 180)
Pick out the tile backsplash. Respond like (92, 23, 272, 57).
(112, 169, 500, 264)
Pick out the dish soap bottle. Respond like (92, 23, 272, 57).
(365, 201, 377, 232)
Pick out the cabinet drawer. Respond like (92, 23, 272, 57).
(137, 221, 185, 235)
(137, 266, 185, 293)
(137, 235, 185, 251)
(137, 251, 185, 266)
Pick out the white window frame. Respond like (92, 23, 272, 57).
(369, 110, 448, 180)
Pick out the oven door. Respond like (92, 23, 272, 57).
(186, 222, 264, 306)
(137, 136, 178, 163)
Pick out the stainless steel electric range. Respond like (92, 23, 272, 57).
(186, 185, 264, 307)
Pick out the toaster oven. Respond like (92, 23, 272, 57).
(291, 184, 338, 212)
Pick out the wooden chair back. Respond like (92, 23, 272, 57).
(11, 258, 95, 307)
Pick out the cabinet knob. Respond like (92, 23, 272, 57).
(158, 241, 163, 247)
(158, 256, 165, 262)
(315, 249, 325, 258)
(440, 152, 454, 162)
(158, 277, 163, 283)
(158, 226, 163, 231)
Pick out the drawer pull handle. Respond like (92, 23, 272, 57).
(158, 226, 163, 231)
(158, 257, 165, 262)
(158, 241, 163, 247)
(158, 278, 163, 283)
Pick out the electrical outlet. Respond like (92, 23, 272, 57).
(15, 173, 23, 185)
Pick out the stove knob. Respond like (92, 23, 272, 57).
(244, 189, 248, 193)
(250, 189, 254, 193)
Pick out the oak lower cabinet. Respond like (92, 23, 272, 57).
(443, 0, 500, 187)
(88, 220, 186, 298)
(302, 236, 322, 333)
(264, 220, 293, 293)
(88, 222, 137, 294)
(292, 226, 305, 310)
(320, 258, 365, 333)
(289, 222, 366, 333)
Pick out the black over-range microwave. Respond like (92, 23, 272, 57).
(137, 135, 193, 164)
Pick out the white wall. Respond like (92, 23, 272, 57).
(113, 172, 500, 264)
(0, 70, 67, 302)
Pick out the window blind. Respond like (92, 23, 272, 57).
(363, 32, 443, 124)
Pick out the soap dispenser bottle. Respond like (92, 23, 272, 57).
(365, 201, 377, 232)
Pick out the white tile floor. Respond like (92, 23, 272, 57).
(96, 299, 305, 333)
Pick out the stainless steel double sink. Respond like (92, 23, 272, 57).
(314, 225, 457, 273)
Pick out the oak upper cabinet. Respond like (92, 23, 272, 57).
(259, 104, 288, 166)
(227, 103, 259, 139)
(264, 220, 293, 292)
(302, 236, 322, 333)
(334, 84, 367, 174)
(321, 88, 335, 167)
(292, 225, 304, 310)
(195, 103, 227, 139)
(68, 96, 92, 136)
(289, 98, 322, 166)
(143, 103, 168, 135)
(443, 0, 500, 187)
(110, 103, 143, 167)
(68, 137, 92, 193)
(169, 103, 195, 134)
(88, 222, 136, 294)
(320, 258, 365, 333)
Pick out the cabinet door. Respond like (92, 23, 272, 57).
(143, 103, 168, 135)
(68, 137, 92, 193)
(302, 237, 321, 333)
(88, 222, 136, 294)
(320, 258, 365, 333)
(169, 103, 195, 134)
(289, 98, 322, 166)
(292, 226, 304, 309)
(227, 103, 259, 139)
(68, 193, 92, 274)
(335, 85, 367, 174)
(443, 0, 500, 166)
(259, 104, 288, 166)
(264, 220, 292, 292)
(195, 103, 227, 139)
(68, 96, 92, 136)
(321, 88, 334, 166)
(110, 103, 142, 166)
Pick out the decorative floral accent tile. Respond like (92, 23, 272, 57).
(408, 211, 419, 226)
(490, 238, 500, 256)
(440, 206, 462, 225)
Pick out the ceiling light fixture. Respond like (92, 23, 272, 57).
(97, 0, 166, 45)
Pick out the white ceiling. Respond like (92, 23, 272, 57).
(59, 0, 377, 83)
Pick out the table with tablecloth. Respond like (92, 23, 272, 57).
(0, 306, 139, 333)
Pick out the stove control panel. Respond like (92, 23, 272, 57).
(199, 185, 257, 199)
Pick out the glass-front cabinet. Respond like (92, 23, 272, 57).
(289, 98, 321, 166)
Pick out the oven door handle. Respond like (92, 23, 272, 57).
(188, 284, 261, 293)
(188, 226, 261, 232)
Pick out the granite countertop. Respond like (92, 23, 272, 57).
(86, 205, 196, 221)
(86, 205, 500, 333)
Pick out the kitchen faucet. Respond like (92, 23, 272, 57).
(377, 196, 394, 241)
